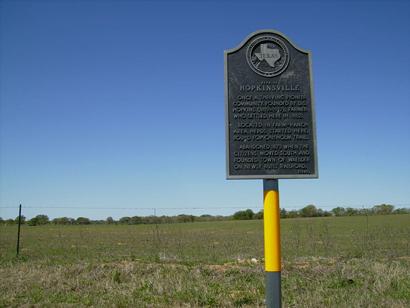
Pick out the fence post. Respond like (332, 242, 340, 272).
(16, 204, 22, 256)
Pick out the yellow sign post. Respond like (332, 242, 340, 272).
(263, 179, 281, 307)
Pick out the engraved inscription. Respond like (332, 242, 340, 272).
(231, 81, 312, 174)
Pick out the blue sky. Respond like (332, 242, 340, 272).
(1, 0, 409, 219)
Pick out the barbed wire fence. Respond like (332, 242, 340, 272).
(2, 203, 410, 217)
(1, 203, 409, 259)
(1, 202, 410, 234)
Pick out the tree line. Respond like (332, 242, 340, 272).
(0, 213, 226, 226)
(233, 204, 409, 220)
(0, 204, 408, 226)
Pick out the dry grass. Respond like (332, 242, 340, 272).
(1, 257, 408, 307)
(0, 215, 409, 306)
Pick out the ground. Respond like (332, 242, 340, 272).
(1, 215, 409, 307)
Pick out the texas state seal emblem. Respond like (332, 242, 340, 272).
(246, 34, 290, 77)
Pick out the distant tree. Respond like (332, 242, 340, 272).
(393, 208, 410, 214)
(254, 210, 263, 220)
(106, 217, 114, 224)
(38, 214, 49, 224)
(160, 215, 174, 224)
(322, 210, 332, 217)
(14, 215, 26, 224)
(176, 214, 195, 223)
(130, 216, 143, 224)
(52, 217, 72, 225)
(372, 204, 394, 215)
(331, 207, 346, 216)
(357, 208, 371, 216)
(76, 217, 91, 225)
(287, 210, 299, 218)
(28, 214, 49, 226)
(198, 214, 213, 222)
(345, 207, 359, 216)
(119, 216, 131, 224)
(215, 215, 226, 221)
(0, 217, 3, 224)
(142, 216, 160, 224)
(280, 208, 287, 218)
(300, 205, 318, 217)
(233, 209, 254, 220)
(316, 208, 324, 217)
(5, 219, 15, 225)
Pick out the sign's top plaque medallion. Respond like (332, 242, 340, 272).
(246, 34, 290, 77)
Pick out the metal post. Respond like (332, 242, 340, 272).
(16, 204, 22, 257)
(263, 180, 281, 308)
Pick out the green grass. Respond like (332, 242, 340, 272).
(1, 215, 409, 307)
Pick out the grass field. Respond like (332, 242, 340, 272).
(1, 215, 409, 307)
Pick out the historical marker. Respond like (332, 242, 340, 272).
(225, 30, 318, 179)
(225, 30, 319, 308)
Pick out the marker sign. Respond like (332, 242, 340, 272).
(225, 30, 318, 179)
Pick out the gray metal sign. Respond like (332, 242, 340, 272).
(225, 30, 318, 179)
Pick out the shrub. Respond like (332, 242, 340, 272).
(300, 205, 318, 217)
(52, 217, 72, 225)
(76, 217, 91, 225)
(28, 215, 49, 226)
(372, 204, 394, 215)
(233, 209, 254, 220)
